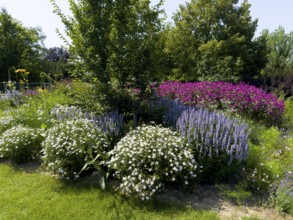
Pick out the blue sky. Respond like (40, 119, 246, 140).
(0, 0, 293, 48)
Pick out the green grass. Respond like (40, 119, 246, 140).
(0, 163, 219, 220)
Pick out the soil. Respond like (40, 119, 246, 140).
(157, 184, 293, 220)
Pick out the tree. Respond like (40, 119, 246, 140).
(50, 0, 165, 90)
(0, 8, 45, 82)
(261, 27, 293, 74)
(260, 27, 293, 96)
(41, 47, 70, 81)
(165, 0, 266, 82)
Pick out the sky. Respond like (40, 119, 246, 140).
(0, 0, 293, 48)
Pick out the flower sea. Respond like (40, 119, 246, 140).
(157, 81, 285, 121)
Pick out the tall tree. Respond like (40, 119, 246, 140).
(165, 0, 266, 82)
(260, 27, 293, 96)
(0, 8, 45, 82)
(261, 26, 293, 74)
(51, 0, 164, 90)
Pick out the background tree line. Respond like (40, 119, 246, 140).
(1, 0, 293, 95)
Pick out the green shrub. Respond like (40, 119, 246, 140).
(246, 126, 293, 192)
(283, 97, 293, 130)
(107, 125, 197, 200)
(62, 81, 106, 115)
(7, 84, 72, 129)
(0, 125, 43, 163)
(270, 172, 293, 215)
(41, 118, 109, 179)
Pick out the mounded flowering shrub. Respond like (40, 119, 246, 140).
(0, 116, 14, 134)
(0, 125, 43, 163)
(157, 81, 285, 122)
(41, 118, 109, 179)
(177, 108, 250, 183)
(107, 125, 197, 200)
(51, 105, 124, 139)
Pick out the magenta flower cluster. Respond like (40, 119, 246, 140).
(157, 81, 285, 121)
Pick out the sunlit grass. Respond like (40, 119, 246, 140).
(0, 163, 219, 220)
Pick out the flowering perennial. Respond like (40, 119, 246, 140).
(42, 118, 109, 179)
(51, 105, 124, 137)
(177, 107, 250, 164)
(157, 81, 285, 121)
(0, 116, 14, 134)
(108, 125, 197, 200)
(0, 125, 43, 163)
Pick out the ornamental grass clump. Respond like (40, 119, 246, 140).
(177, 107, 250, 183)
(41, 118, 109, 179)
(107, 125, 197, 200)
(0, 125, 43, 164)
(157, 81, 285, 122)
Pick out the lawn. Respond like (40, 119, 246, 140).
(0, 163, 219, 220)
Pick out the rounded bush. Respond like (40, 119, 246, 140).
(0, 125, 43, 163)
(41, 118, 109, 179)
(108, 125, 197, 200)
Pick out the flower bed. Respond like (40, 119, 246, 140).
(157, 81, 285, 121)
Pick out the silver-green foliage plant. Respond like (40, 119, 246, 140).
(107, 125, 197, 200)
(0, 125, 43, 163)
(41, 118, 109, 179)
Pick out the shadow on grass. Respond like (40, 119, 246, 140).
(1, 160, 220, 219)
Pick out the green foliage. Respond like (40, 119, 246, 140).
(260, 27, 293, 96)
(51, 0, 165, 91)
(108, 125, 197, 200)
(41, 47, 70, 82)
(165, 0, 266, 82)
(282, 97, 293, 130)
(245, 125, 293, 192)
(0, 125, 43, 163)
(41, 118, 109, 179)
(268, 172, 293, 216)
(0, 8, 45, 82)
(219, 183, 252, 206)
(6, 84, 72, 128)
(62, 81, 107, 115)
(262, 27, 293, 75)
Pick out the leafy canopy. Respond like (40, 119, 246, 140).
(0, 8, 45, 82)
(165, 0, 266, 82)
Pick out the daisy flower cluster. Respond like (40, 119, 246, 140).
(0, 125, 43, 163)
(0, 116, 14, 134)
(41, 118, 109, 179)
(108, 125, 197, 200)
